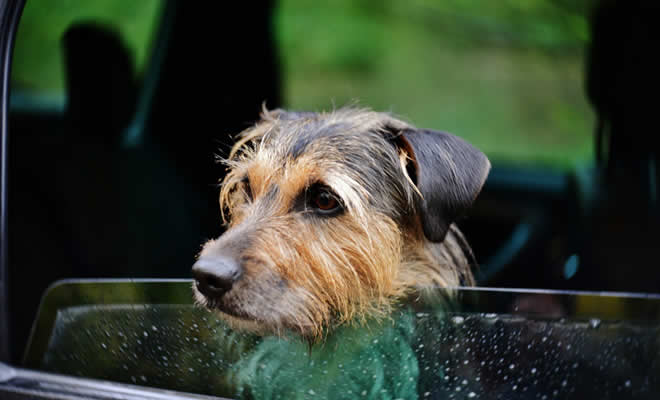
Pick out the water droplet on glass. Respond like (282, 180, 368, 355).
(625, 380, 631, 388)
(143, 331, 148, 338)
(151, 325, 158, 332)
(451, 316, 465, 325)
(100, 343, 107, 349)
(509, 363, 515, 370)
(462, 379, 468, 385)
(531, 368, 537, 374)
(589, 318, 601, 328)
(308, 389, 316, 395)
(467, 392, 477, 398)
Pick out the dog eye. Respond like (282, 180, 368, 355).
(308, 185, 342, 215)
(314, 192, 337, 211)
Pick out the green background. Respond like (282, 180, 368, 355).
(11, 0, 595, 168)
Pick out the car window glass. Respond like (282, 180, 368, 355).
(11, 0, 164, 109)
(27, 282, 660, 399)
(275, 0, 595, 168)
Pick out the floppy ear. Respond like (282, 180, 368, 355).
(395, 128, 490, 242)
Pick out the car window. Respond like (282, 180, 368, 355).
(275, 0, 594, 168)
(25, 281, 660, 399)
(10, 0, 164, 110)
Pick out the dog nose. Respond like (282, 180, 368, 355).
(192, 256, 242, 299)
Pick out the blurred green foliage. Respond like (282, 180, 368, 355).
(276, 0, 596, 167)
(10, 0, 595, 167)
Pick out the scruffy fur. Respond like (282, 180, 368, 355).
(193, 107, 489, 342)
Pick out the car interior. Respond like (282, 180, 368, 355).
(1, 0, 659, 399)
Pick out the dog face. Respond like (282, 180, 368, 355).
(192, 108, 489, 339)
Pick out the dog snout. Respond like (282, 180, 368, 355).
(192, 256, 242, 299)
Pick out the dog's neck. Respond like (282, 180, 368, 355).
(398, 223, 474, 290)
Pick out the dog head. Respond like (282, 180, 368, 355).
(192, 108, 489, 339)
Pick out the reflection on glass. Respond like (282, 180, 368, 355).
(25, 281, 660, 399)
(12, 0, 164, 95)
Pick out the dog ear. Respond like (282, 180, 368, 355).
(393, 128, 490, 242)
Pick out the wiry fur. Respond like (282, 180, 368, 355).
(194, 107, 480, 341)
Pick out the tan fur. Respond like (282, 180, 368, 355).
(195, 107, 477, 341)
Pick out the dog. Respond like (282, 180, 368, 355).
(192, 107, 490, 399)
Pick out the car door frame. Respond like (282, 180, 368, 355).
(0, 0, 25, 363)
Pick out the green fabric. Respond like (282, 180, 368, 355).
(234, 310, 424, 400)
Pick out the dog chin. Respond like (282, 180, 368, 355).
(219, 308, 308, 338)
(192, 282, 320, 338)
(193, 287, 245, 318)
(192, 286, 274, 332)
(213, 304, 255, 322)
(216, 312, 271, 334)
